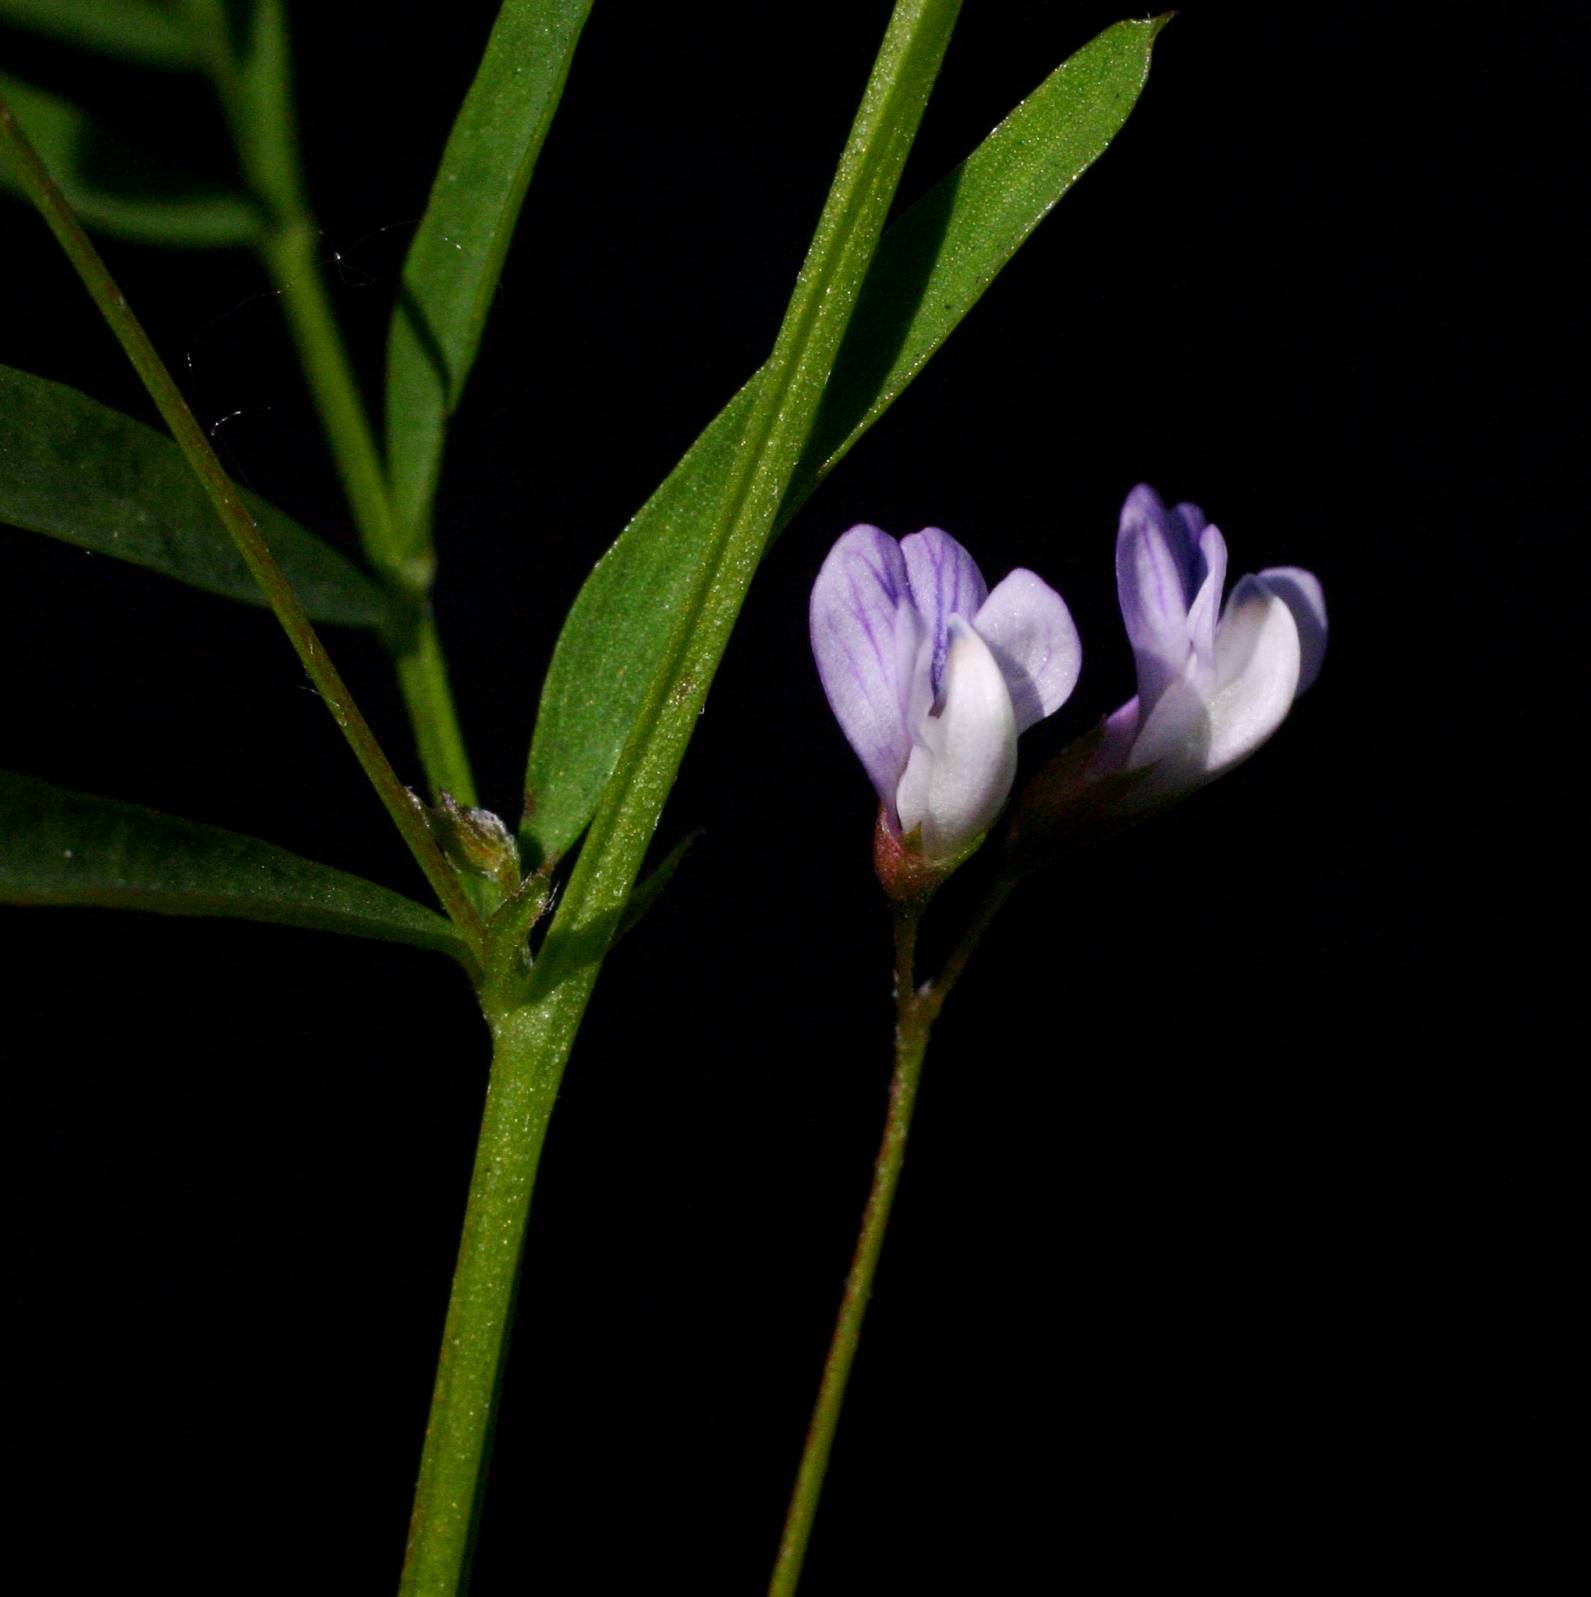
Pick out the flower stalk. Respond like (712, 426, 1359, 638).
(769, 897, 934, 1597)
(769, 849, 1026, 1595)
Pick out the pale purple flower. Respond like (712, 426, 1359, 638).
(1090, 484, 1326, 804)
(811, 525, 1080, 862)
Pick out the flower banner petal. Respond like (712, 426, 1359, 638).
(1116, 483, 1194, 707)
(810, 525, 918, 807)
(901, 527, 988, 702)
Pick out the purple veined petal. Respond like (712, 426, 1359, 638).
(900, 527, 988, 705)
(1117, 485, 1195, 710)
(895, 618, 1017, 861)
(1256, 566, 1327, 693)
(1172, 499, 1213, 610)
(972, 569, 1082, 732)
(1170, 499, 1209, 551)
(1183, 520, 1229, 689)
(904, 623, 936, 738)
(1203, 575, 1302, 772)
(810, 526, 921, 811)
(888, 603, 926, 777)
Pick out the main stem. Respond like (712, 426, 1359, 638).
(768, 901, 933, 1595)
(399, 999, 561, 1597)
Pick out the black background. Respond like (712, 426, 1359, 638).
(0, 3, 1577, 1589)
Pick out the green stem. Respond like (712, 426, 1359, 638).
(264, 218, 477, 806)
(400, 7, 960, 1583)
(768, 901, 932, 1596)
(187, 0, 477, 804)
(393, 602, 479, 807)
(260, 221, 409, 583)
(398, 996, 561, 1597)
(768, 861, 1020, 1591)
(0, 95, 483, 954)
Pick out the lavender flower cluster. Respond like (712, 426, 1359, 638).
(811, 485, 1326, 866)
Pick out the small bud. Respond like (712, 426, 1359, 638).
(431, 793, 520, 891)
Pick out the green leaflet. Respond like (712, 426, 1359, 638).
(523, 0, 960, 987)
(0, 364, 384, 628)
(0, 0, 199, 70)
(0, 769, 468, 960)
(384, 0, 592, 562)
(522, 17, 1167, 863)
(0, 73, 260, 247)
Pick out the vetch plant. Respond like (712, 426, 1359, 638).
(0, 4, 1333, 1591)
